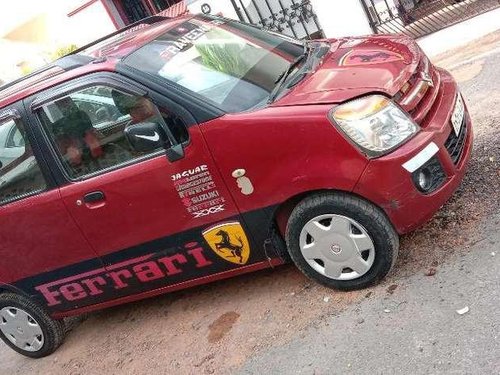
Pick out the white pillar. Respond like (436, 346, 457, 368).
(309, 0, 373, 38)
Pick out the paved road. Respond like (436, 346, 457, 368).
(239, 40, 500, 375)
(239, 215, 500, 374)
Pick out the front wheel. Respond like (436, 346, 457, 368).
(0, 293, 66, 358)
(285, 192, 399, 291)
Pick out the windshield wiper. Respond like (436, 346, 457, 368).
(268, 44, 311, 103)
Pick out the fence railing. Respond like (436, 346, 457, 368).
(361, 0, 500, 38)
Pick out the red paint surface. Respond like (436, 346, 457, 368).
(0, 59, 118, 109)
(274, 35, 421, 107)
(354, 69, 473, 234)
(0, 190, 101, 284)
(59, 128, 243, 259)
(201, 104, 369, 215)
(0, 16, 473, 317)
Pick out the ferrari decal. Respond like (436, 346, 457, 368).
(12, 206, 276, 314)
(35, 244, 213, 307)
(339, 49, 404, 66)
(203, 222, 250, 265)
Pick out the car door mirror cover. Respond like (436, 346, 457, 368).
(124, 121, 170, 152)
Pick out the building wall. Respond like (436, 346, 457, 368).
(309, 0, 373, 38)
(67, 1, 119, 46)
(0, 0, 101, 82)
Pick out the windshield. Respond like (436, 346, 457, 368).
(124, 15, 305, 113)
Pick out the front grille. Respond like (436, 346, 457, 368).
(397, 56, 440, 126)
(408, 66, 439, 124)
(444, 117, 467, 165)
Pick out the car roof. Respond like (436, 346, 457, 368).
(0, 15, 192, 112)
(76, 15, 190, 58)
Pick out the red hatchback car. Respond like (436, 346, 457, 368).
(0, 14, 472, 357)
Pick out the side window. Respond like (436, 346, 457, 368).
(37, 85, 189, 179)
(6, 125, 26, 148)
(0, 118, 47, 205)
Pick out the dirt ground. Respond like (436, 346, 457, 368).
(1, 33, 499, 375)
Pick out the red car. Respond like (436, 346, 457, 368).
(0, 14, 472, 357)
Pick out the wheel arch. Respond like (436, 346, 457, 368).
(0, 282, 32, 298)
(272, 188, 394, 240)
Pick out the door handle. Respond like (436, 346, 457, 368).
(83, 191, 105, 204)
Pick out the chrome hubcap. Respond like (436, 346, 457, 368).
(0, 307, 44, 351)
(299, 214, 376, 281)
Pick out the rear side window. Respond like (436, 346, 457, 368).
(0, 118, 47, 205)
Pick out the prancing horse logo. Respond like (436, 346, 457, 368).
(202, 222, 250, 265)
(215, 230, 244, 263)
(339, 49, 404, 66)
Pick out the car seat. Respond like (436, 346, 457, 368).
(52, 104, 103, 168)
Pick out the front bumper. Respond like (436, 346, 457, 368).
(353, 68, 473, 234)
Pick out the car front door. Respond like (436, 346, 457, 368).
(27, 74, 267, 309)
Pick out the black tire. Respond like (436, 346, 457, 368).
(0, 293, 66, 358)
(285, 192, 399, 291)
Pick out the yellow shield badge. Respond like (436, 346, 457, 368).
(202, 222, 250, 265)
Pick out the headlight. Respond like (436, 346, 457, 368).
(329, 95, 420, 157)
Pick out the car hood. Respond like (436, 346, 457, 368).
(273, 35, 422, 107)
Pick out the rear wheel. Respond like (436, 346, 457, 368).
(0, 293, 66, 358)
(285, 192, 399, 291)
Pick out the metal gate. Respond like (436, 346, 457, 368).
(229, 0, 324, 40)
(118, 0, 151, 23)
(361, 0, 500, 38)
(152, 0, 183, 11)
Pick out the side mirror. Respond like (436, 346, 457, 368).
(125, 122, 168, 153)
(124, 121, 185, 162)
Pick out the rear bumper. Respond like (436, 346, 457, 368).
(353, 69, 473, 234)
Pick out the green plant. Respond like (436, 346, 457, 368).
(51, 44, 78, 61)
(19, 64, 33, 76)
(196, 43, 249, 78)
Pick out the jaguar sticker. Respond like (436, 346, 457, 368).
(173, 164, 226, 218)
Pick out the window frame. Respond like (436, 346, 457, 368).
(25, 72, 195, 184)
(0, 105, 53, 206)
(5, 123, 24, 148)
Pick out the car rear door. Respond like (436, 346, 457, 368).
(0, 103, 102, 313)
(26, 73, 268, 307)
